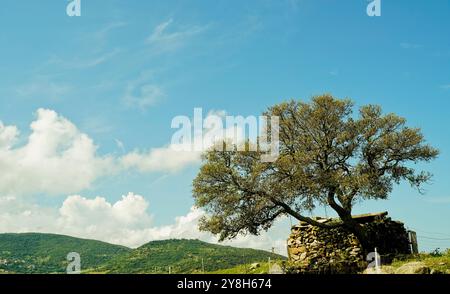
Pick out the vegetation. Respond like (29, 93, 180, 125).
(96, 239, 285, 274)
(209, 252, 450, 274)
(207, 261, 284, 274)
(193, 95, 438, 251)
(390, 249, 450, 273)
(0, 233, 285, 274)
(0, 233, 130, 273)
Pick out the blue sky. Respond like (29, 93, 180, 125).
(0, 0, 449, 253)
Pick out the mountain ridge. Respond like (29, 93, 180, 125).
(0, 233, 285, 274)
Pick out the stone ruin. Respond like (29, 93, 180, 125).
(286, 212, 412, 274)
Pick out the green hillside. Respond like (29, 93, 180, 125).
(0, 233, 130, 273)
(96, 239, 285, 274)
(0, 234, 285, 274)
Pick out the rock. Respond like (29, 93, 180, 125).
(394, 262, 431, 274)
(299, 252, 308, 261)
(363, 266, 395, 274)
(286, 214, 411, 274)
(249, 263, 260, 270)
(290, 246, 306, 255)
(268, 264, 284, 274)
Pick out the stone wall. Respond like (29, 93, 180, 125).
(286, 212, 411, 274)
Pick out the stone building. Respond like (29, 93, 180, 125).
(286, 212, 412, 274)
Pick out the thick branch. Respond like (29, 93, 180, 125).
(268, 196, 342, 228)
(327, 189, 352, 220)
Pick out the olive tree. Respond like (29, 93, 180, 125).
(192, 95, 438, 250)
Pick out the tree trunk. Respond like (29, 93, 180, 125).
(325, 192, 372, 254)
(342, 220, 371, 254)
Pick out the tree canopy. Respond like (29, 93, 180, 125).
(192, 95, 439, 248)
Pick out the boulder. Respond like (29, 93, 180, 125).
(394, 262, 431, 274)
(268, 264, 284, 274)
(249, 263, 260, 270)
(363, 266, 395, 274)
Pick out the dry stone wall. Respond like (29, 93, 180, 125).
(286, 213, 411, 274)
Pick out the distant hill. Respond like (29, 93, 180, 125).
(0, 233, 130, 273)
(97, 239, 286, 274)
(0, 233, 285, 274)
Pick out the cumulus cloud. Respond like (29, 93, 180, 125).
(56, 193, 154, 245)
(60, 193, 152, 228)
(0, 109, 113, 196)
(119, 109, 245, 173)
(0, 193, 287, 255)
(0, 122, 19, 150)
(121, 147, 200, 173)
(0, 109, 287, 254)
(0, 195, 57, 232)
(0, 108, 253, 197)
(0, 108, 216, 196)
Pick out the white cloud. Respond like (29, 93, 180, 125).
(120, 109, 246, 173)
(145, 206, 288, 255)
(115, 139, 125, 153)
(122, 71, 165, 110)
(16, 76, 72, 100)
(93, 22, 127, 43)
(0, 109, 113, 197)
(0, 195, 62, 233)
(50, 49, 121, 69)
(123, 83, 165, 110)
(76, 21, 127, 55)
(0, 108, 253, 198)
(0, 108, 208, 197)
(0, 193, 287, 254)
(121, 147, 200, 173)
(56, 193, 154, 245)
(147, 18, 208, 52)
(0, 122, 19, 150)
(0, 109, 288, 254)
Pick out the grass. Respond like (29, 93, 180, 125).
(98, 239, 286, 274)
(207, 260, 285, 274)
(390, 249, 450, 273)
